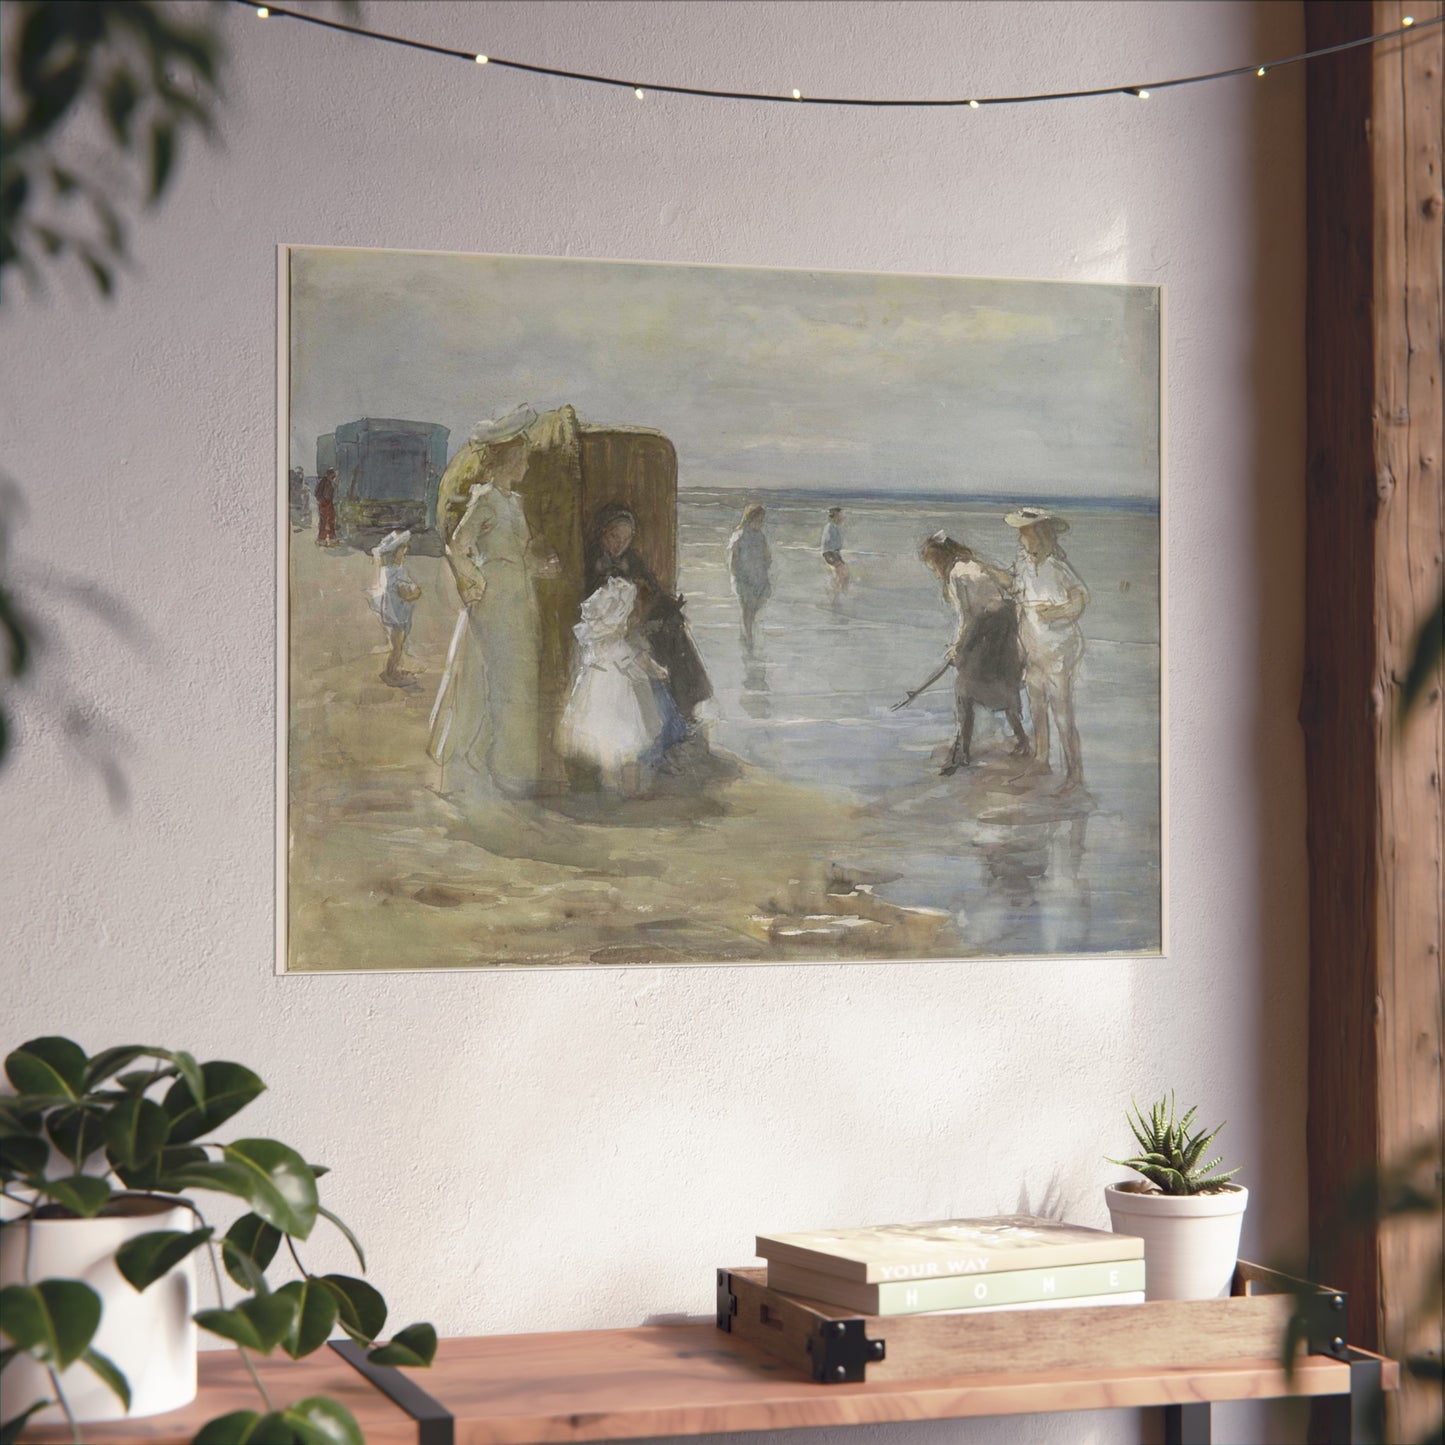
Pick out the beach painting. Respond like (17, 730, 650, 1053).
(280, 247, 1162, 971)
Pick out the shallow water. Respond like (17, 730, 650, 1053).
(677, 489, 1162, 958)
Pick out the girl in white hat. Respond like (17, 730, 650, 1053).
(1004, 508, 1088, 791)
(558, 577, 673, 796)
(370, 530, 422, 687)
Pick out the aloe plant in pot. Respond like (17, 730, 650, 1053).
(0, 1036, 436, 1444)
(1103, 1091, 1248, 1301)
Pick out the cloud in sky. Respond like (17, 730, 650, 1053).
(288, 248, 1159, 498)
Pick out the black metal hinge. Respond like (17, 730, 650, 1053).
(716, 1268, 738, 1331)
(805, 1317, 886, 1383)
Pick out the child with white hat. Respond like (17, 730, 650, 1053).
(370, 530, 423, 687)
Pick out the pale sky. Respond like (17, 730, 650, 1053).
(288, 247, 1160, 499)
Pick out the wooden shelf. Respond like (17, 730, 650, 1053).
(20, 1321, 1398, 1445)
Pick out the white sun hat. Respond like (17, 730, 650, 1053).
(1004, 505, 1069, 533)
(373, 529, 411, 559)
(469, 405, 537, 446)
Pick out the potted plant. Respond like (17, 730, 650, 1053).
(1104, 1092, 1248, 1301)
(0, 1036, 436, 1443)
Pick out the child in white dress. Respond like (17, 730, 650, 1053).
(558, 577, 670, 794)
(370, 530, 423, 687)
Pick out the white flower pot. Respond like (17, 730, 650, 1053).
(0, 1194, 198, 1423)
(1104, 1181, 1249, 1301)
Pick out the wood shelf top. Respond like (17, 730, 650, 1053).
(18, 1323, 1400, 1445)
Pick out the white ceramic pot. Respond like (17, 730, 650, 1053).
(1104, 1181, 1249, 1301)
(0, 1194, 198, 1423)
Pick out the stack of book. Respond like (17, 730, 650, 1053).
(756, 1215, 1145, 1316)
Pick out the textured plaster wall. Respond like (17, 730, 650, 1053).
(1, 3, 1306, 1441)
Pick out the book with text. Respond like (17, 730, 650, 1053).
(756, 1215, 1143, 1284)
(766, 1256, 1146, 1315)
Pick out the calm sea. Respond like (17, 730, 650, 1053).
(676, 488, 1162, 958)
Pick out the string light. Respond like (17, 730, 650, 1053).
(235, 2, 1440, 110)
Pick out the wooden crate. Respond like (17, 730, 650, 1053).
(717, 1261, 1353, 1384)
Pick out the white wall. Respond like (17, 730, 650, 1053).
(1, 3, 1307, 1442)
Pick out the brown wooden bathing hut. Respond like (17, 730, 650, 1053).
(434, 404, 679, 791)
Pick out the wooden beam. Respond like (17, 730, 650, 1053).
(1303, 2, 1444, 1439)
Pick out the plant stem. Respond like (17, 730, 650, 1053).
(201, 1224, 272, 1412)
(45, 1364, 81, 1445)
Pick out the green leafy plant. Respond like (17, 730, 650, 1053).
(0, 1036, 436, 1444)
(1108, 1091, 1242, 1196)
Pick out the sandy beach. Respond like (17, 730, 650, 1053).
(285, 490, 1160, 971)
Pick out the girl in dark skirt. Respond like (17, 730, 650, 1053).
(584, 502, 714, 724)
(920, 533, 1031, 774)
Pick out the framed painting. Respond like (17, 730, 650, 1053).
(277, 247, 1163, 971)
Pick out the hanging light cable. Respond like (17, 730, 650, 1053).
(235, 3, 1439, 111)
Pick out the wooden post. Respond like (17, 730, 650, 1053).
(1303, 2, 1444, 1440)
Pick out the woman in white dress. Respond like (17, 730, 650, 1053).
(427, 416, 549, 801)
(1003, 507, 1088, 792)
(558, 577, 669, 795)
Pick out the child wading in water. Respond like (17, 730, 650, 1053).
(558, 576, 682, 795)
(370, 530, 423, 687)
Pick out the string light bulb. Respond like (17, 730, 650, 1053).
(255, 5, 268, 14)
(634, 86, 644, 99)
(968, 99, 980, 109)
(475, 53, 488, 64)
(1256, 66, 1267, 77)
(1135, 88, 1150, 99)
(1402, 14, 1415, 24)
(792, 88, 802, 100)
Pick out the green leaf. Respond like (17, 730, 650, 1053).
(114, 1142, 207, 1192)
(46, 1104, 108, 1167)
(103, 1094, 171, 1169)
(276, 1278, 339, 1359)
(148, 118, 176, 202)
(81, 1346, 131, 1410)
(35, 1173, 112, 1216)
(367, 1322, 437, 1368)
(0, 1280, 101, 1368)
(282, 1397, 365, 1445)
(116, 1226, 213, 1291)
(222, 1213, 281, 1289)
(162, 1061, 264, 1144)
(194, 1292, 298, 1355)
(317, 1275, 386, 1346)
(85, 1046, 200, 1106)
(192, 1410, 298, 1445)
(1, 1400, 53, 1445)
(5, 1037, 87, 1099)
(102, 68, 140, 144)
(220, 1139, 318, 1240)
(0, 1134, 48, 1180)
(318, 1206, 365, 1273)
(1399, 589, 1443, 721)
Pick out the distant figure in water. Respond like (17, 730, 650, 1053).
(726, 503, 772, 648)
(1004, 507, 1088, 792)
(369, 529, 422, 687)
(821, 506, 849, 602)
(919, 533, 1030, 773)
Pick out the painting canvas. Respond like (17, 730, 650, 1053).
(279, 247, 1163, 972)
